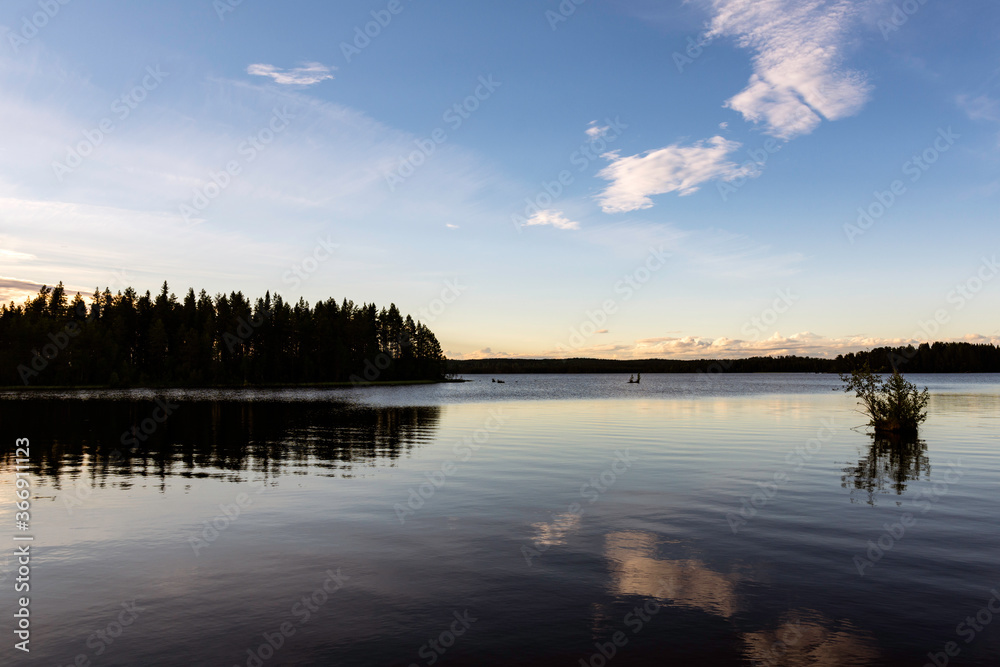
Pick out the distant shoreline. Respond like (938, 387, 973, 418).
(445, 342, 1000, 375)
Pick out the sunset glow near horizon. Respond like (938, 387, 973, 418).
(0, 0, 997, 360)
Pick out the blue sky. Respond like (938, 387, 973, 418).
(0, 0, 997, 359)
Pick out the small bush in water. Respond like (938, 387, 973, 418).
(840, 366, 929, 435)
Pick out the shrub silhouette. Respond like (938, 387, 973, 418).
(840, 366, 929, 435)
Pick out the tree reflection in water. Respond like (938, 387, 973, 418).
(841, 433, 929, 506)
(0, 397, 441, 489)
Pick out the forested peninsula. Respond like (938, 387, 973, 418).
(1, 282, 445, 387)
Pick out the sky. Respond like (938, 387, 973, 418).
(0, 0, 997, 360)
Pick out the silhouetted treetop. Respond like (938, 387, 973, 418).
(0, 282, 444, 387)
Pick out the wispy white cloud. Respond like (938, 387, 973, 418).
(957, 93, 1000, 122)
(586, 120, 609, 139)
(594, 1, 871, 212)
(707, 0, 872, 139)
(957, 88, 1000, 149)
(524, 209, 580, 230)
(596, 136, 755, 213)
(247, 62, 336, 86)
(0, 249, 36, 260)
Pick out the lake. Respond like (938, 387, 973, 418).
(1, 374, 999, 666)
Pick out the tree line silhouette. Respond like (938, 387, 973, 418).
(1, 282, 445, 387)
(835, 342, 1000, 373)
(445, 342, 1000, 375)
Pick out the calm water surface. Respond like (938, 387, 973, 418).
(1, 374, 999, 666)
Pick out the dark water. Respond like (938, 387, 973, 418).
(1, 374, 999, 666)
